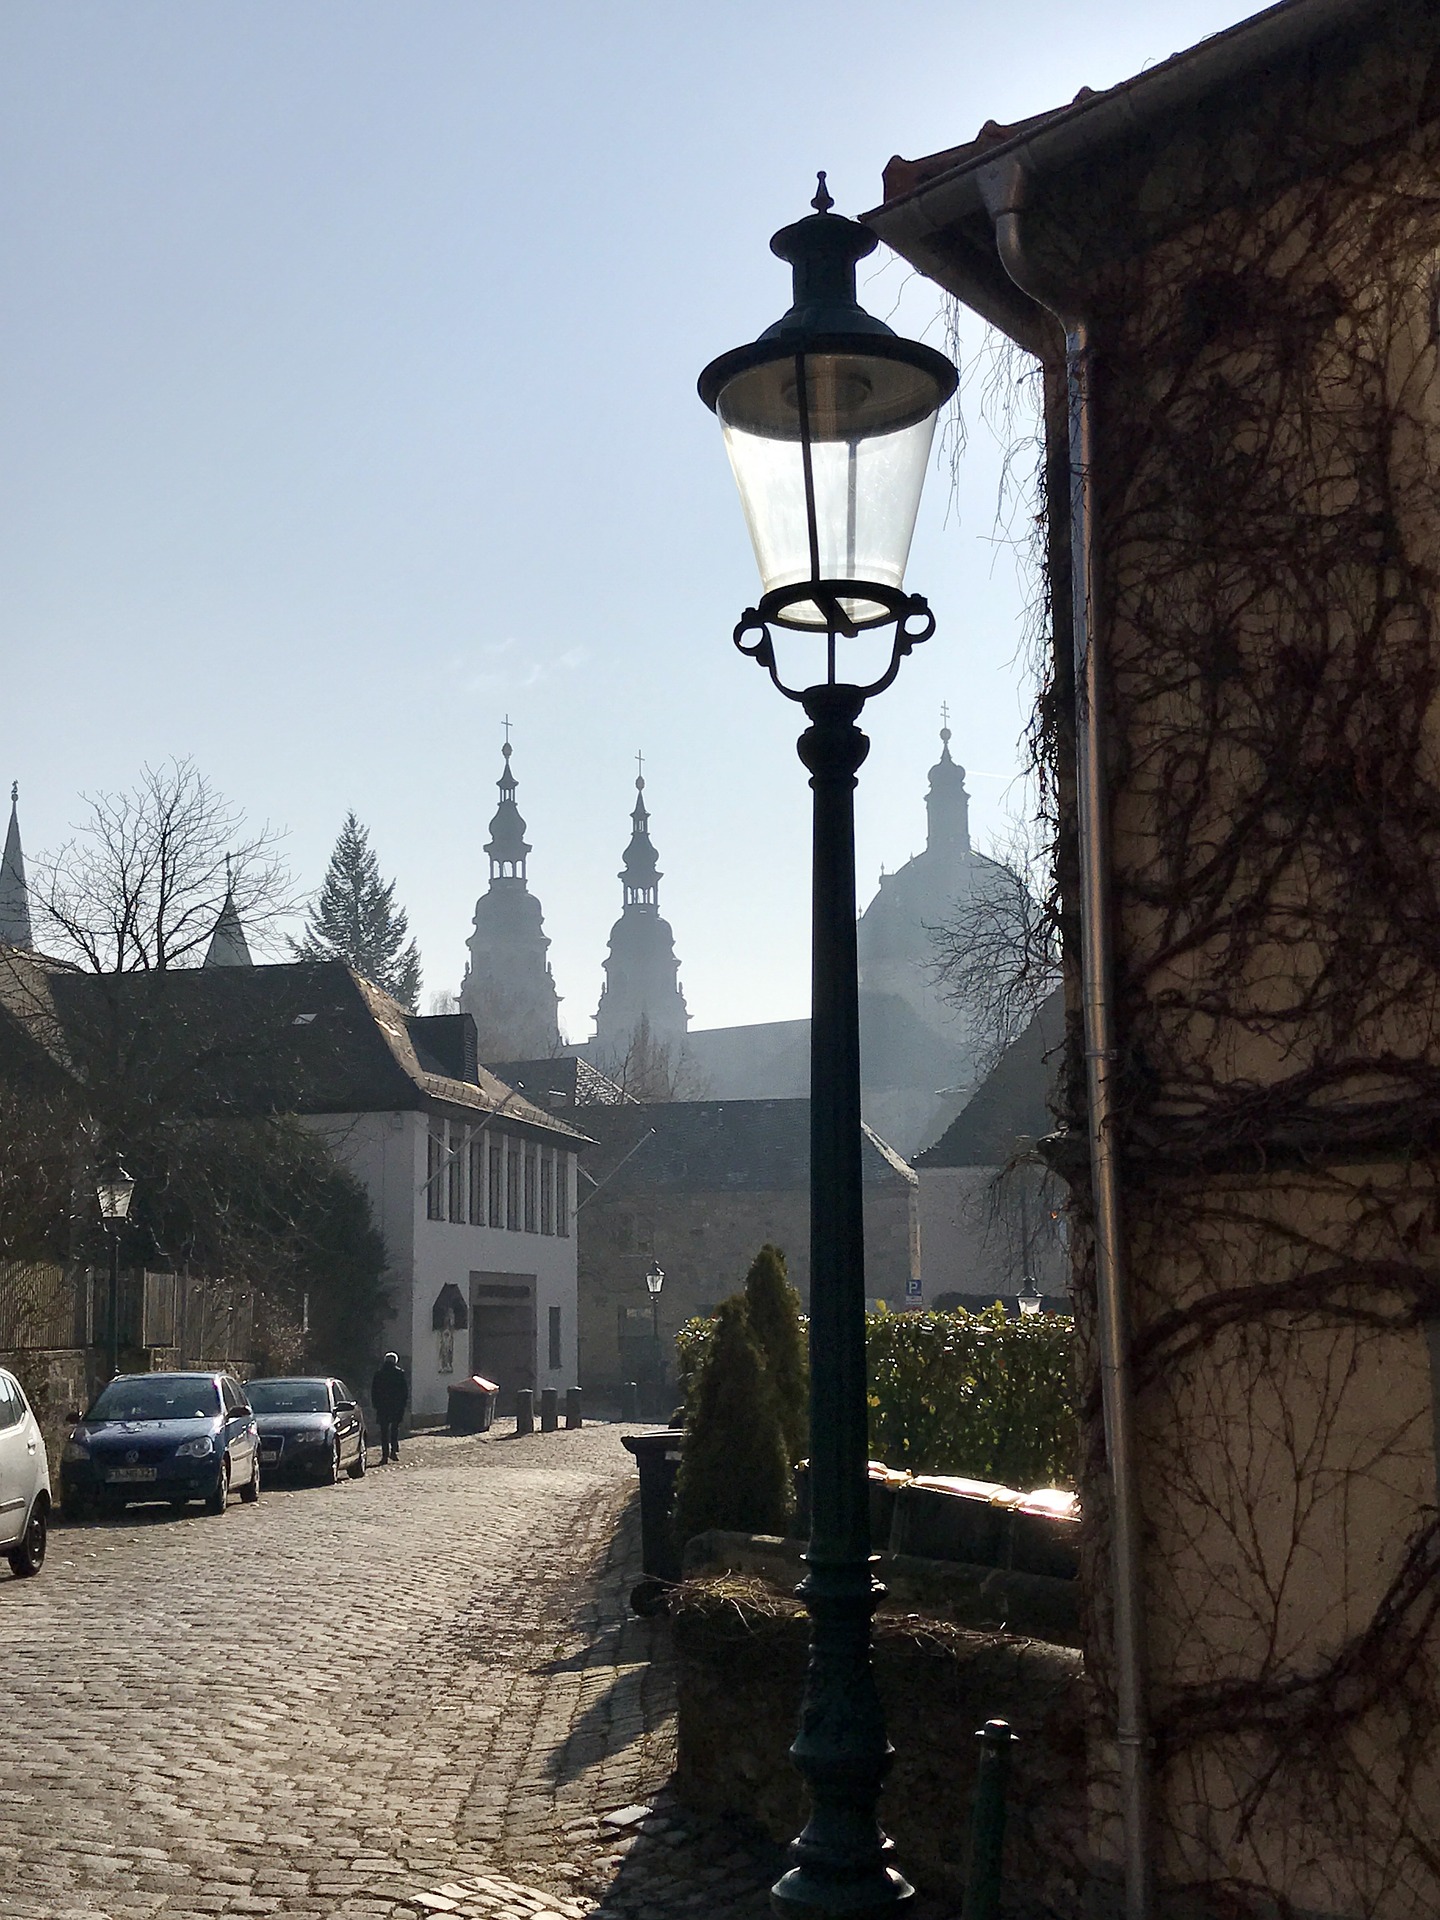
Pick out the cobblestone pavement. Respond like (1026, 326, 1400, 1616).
(0, 1423, 782, 1920)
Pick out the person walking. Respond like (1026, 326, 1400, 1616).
(371, 1351, 409, 1462)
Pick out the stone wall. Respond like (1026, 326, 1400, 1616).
(577, 1180, 917, 1400)
(670, 1575, 1089, 1915)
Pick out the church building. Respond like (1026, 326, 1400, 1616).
(459, 738, 561, 1059)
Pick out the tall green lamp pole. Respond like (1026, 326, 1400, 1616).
(698, 175, 957, 1919)
(96, 1160, 136, 1378)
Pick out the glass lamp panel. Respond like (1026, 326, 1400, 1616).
(97, 1173, 135, 1221)
(717, 349, 943, 630)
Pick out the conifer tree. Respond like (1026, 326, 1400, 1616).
(743, 1243, 809, 1466)
(672, 1298, 793, 1546)
(291, 812, 422, 1011)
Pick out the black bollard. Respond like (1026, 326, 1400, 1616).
(515, 1388, 534, 1436)
(564, 1387, 583, 1429)
(961, 1720, 1016, 1920)
(620, 1380, 639, 1422)
(540, 1387, 559, 1432)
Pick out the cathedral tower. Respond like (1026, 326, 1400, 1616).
(461, 735, 561, 1056)
(592, 763, 689, 1066)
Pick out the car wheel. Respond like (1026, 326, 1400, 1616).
(324, 1438, 341, 1485)
(64, 1491, 91, 1523)
(347, 1440, 367, 1480)
(205, 1460, 230, 1515)
(239, 1452, 260, 1504)
(7, 1500, 47, 1577)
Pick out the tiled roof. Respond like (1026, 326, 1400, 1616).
(0, 954, 585, 1145)
(575, 1098, 915, 1197)
(485, 1055, 630, 1109)
(915, 990, 1064, 1170)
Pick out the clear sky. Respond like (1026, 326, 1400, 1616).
(1, 0, 1260, 1035)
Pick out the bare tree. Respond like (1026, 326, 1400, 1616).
(595, 1014, 710, 1103)
(927, 816, 1061, 1073)
(33, 759, 294, 971)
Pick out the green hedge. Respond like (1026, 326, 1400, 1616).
(676, 1303, 1076, 1490)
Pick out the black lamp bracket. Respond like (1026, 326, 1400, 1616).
(733, 580, 935, 704)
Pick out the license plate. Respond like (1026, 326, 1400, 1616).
(107, 1467, 157, 1483)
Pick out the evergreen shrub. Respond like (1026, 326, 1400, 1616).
(866, 1304, 1076, 1489)
(741, 1243, 808, 1465)
(672, 1298, 793, 1544)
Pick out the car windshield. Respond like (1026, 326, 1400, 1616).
(247, 1381, 330, 1414)
(88, 1377, 221, 1422)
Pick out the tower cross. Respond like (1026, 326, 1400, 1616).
(635, 749, 645, 783)
(940, 701, 950, 730)
(502, 714, 512, 745)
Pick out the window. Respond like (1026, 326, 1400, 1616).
(548, 1305, 562, 1371)
(447, 1122, 465, 1224)
(489, 1138, 504, 1228)
(0, 1373, 21, 1431)
(469, 1135, 486, 1225)
(524, 1144, 538, 1233)
(540, 1152, 554, 1235)
(556, 1154, 570, 1238)
(427, 1125, 445, 1221)
(506, 1138, 522, 1231)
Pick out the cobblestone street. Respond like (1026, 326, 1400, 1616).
(0, 1422, 780, 1920)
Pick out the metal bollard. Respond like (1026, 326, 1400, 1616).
(514, 1388, 534, 1435)
(564, 1387, 583, 1429)
(961, 1719, 1015, 1920)
(620, 1380, 640, 1422)
(540, 1387, 559, 1432)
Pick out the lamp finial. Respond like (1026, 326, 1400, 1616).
(811, 170, 834, 214)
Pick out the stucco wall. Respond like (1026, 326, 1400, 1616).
(307, 1112, 580, 1422)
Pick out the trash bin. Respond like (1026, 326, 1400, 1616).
(621, 1427, 685, 1614)
(446, 1375, 500, 1434)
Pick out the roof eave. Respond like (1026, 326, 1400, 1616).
(864, 0, 1386, 350)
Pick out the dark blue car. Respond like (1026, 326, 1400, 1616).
(61, 1371, 261, 1518)
(247, 1376, 367, 1483)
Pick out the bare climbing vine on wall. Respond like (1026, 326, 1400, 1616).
(1024, 123, 1440, 1918)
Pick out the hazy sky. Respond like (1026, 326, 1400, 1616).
(1, 0, 1259, 1035)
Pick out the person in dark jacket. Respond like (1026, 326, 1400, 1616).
(371, 1352, 409, 1461)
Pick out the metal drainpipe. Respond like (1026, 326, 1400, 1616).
(982, 155, 1153, 1920)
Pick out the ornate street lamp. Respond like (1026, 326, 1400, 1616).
(645, 1257, 665, 1341)
(96, 1160, 136, 1379)
(1017, 1282, 1043, 1318)
(699, 174, 956, 1920)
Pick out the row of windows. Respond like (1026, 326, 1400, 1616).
(425, 1122, 570, 1237)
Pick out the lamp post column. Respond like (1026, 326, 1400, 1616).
(107, 1227, 121, 1379)
(773, 681, 908, 1920)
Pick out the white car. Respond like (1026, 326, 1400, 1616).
(0, 1368, 51, 1577)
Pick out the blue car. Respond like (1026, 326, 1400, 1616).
(246, 1376, 367, 1483)
(61, 1371, 261, 1518)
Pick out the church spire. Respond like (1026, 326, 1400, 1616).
(203, 855, 253, 968)
(485, 732, 532, 883)
(925, 708, 970, 856)
(620, 755, 661, 909)
(0, 782, 34, 949)
(593, 756, 689, 1060)
(461, 724, 561, 1055)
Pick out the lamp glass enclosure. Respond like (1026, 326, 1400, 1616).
(96, 1165, 135, 1224)
(1017, 1283, 1042, 1318)
(715, 347, 946, 631)
(645, 1261, 665, 1297)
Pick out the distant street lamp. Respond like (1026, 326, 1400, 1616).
(96, 1160, 136, 1378)
(698, 173, 956, 1920)
(644, 1259, 665, 1393)
(1017, 1282, 1043, 1318)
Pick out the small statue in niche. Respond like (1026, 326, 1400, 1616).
(437, 1305, 456, 1376)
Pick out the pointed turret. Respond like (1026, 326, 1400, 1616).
(461, 728, 561, 1056)
(0, 783, 34, 949)
(203, 856, 253, 968)
(593, 758, 689, 1066)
